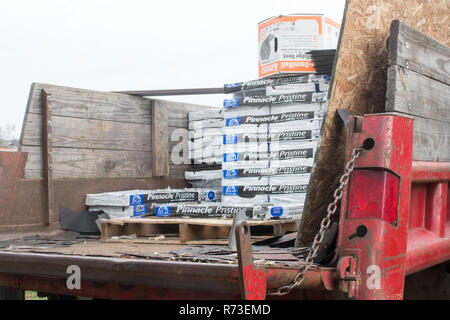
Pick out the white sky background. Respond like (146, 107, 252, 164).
(0, 0, 346, 139)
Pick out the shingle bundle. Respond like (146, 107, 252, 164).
(142, 203, 303, 219)
(308, 49, 336, 76)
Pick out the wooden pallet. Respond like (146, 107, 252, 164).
(100, 218, 299, 245)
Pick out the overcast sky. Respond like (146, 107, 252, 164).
(0, 0, 345, 139)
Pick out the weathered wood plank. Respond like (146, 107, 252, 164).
(21, 146, 152, 179)
(386, 65, 450, 123)
(298, 0, 450, 247)
(412, 116, 450, 161)
(22, 83, 215, 128)
(388, 20, 450, 85)
(152, 100, 169, 176)
(179, 224, 231, 242)
(21, 146, 190, 179)
(21, 113, 152, 151)
(24, 83, 153, 123)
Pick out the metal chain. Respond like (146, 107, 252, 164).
(267, 146, 364, 296)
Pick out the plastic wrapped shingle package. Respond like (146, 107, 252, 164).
(222, 176, 270, 205)
(189, 145, 223, 160)
(263, 205, 304, 219)
(86, 188, 221, 218)
(223, 105, 270, 118)
(223, 129, 320, 145)
(188, 118, 223, 130)
(222, 159, 270, 168)
(189, 137, 222, 151)
(148, 203, 256, 218)
(189, 127, 223, 139)
(223, 75, 329, 94)
(185, 169, 222, 189)
(266, 80, 329, 95)
(188, 110, 225, 167)
(185, 170, 222, 181)
(223, 92, 328, 108)
(191, 156, 223, 165)
(188, 109, 225, 122)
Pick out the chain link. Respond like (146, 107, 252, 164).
(267, 146, 364, 296)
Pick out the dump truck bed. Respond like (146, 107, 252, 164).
(0, 227, 335, 300)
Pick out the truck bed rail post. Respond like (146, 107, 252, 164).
(41, 90, 54, 224)
(337, 114, 414, 300)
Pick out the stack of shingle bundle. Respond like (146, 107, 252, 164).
(220, 74, 330, 219)
(185, 109, 224, 189)
(86, 188, 221, 218)
(188, 109, 224, 165)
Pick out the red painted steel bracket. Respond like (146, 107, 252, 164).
(235, 221, 267, 300)
(337, 255, 357, 298)
(337, 114, 414, 300)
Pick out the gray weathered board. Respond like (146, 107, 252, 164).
(152, 100, 169, 176)
(19, 83, 216, 179)
(387, 20, 450, 161)
(386, 66, 449, 123)
(387, 20, 450, 86)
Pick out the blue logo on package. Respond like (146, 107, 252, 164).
(225, 117, 241, 127)
(155, 206, 171, 217)
(224, 153, 238, 162)
(223, 186, 238, 195)
(225, 83, 239, 89)
(223, 169, 238, 179)
(323, 75, 331, 81)
(129, 194, 143, 206)
(315, 83, 320, 92)
(223, 134, 237, 144)
(207, 191, 215, 200)
(223, 98, 239, 108)
(133, 205, 147, 217)
(270, 206, 284, 217)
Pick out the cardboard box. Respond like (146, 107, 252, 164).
(258, 14, 340, 78)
